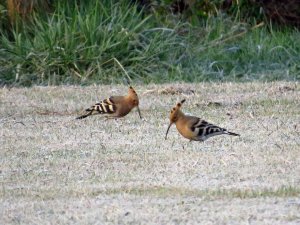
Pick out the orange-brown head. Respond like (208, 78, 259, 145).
(165, 99, 186, 140)
(127, 86, 142, 119)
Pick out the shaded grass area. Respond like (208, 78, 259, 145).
(0, 1, 299, 86)
(0, 82, 299, 224)
(3, 185, 299, 201)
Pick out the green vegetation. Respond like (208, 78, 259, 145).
(0, 0, 299, 86)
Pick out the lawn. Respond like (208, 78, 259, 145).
(0, 82, 299, 224)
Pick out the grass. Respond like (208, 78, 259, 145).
(0, 82, 299, 224)
(0, 1, 299, 86)
(3, 185, 299, 201)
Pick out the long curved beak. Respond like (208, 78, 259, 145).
(165, 123, 173, 140)
(137, 106, 142, 119)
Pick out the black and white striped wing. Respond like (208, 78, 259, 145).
(76, 97, 117, 119)
(191, 118, 227, 141)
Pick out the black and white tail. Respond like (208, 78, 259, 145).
(225, 131, 240, 136)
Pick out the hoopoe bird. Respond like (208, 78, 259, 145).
(165, 99, 240, 141)
(76, 86, 142, 120)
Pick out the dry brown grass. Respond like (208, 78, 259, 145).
(0, 82, 299, 224)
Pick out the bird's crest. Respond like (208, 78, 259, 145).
(166, 99, 186, 139)
(128, 86, 138, 97)
(128, 86, 142, 119)
(169, 99, 185, 123)
(127, 86, 139, 106)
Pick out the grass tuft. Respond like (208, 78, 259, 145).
(0, 1, 299, 86)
